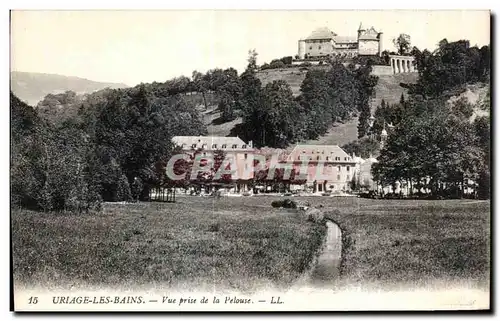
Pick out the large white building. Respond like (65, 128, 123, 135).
(171, 136, 255, 188)
(286, 144, 357, 193)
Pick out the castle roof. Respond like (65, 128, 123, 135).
(287, 144, 355, 163)
(359, 26, 380, 40)
(333, 36, 358, 44)
(305, 27, 337, 40)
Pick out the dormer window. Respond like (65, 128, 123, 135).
(317, 156, 321, 160)
(242, 145, 247, 149)
(202, 144, 207, 149)
(326, 156, 329, 161)
(344, 157, 348, 161)
(212, 144, 217, 149)
(191, 144, 197, 148)
(335, 157, 340, 161)
(232, 144, 238, 149)
(222, 144, 227, 149)
(181, 143, 186, 148)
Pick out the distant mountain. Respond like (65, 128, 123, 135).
(10, 71, 129, 106)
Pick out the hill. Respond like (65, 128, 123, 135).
(208, 69, 419, 145)
(447, 82, 490, 121)
(370, 73, 418, 110)
(10, 71, 128, 106)
(256, 66, 324, 96)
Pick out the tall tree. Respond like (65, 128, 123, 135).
(393, 34, 411, 55)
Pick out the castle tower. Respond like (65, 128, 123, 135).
(378, 31, 383, 56)
(357, 22, 365, 39)
(298, 39, 306, 59)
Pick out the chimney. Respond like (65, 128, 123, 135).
(248, 140, 253, 148)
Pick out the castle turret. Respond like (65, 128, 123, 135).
(298, 39, 306, 59)
(357, 22, 365, 38)
(378, 31, 383, 56)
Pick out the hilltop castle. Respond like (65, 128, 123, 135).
(297, 23, 383, 60)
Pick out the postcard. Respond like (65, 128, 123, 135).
(10, 9, 491, 312)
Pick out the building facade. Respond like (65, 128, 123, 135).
(171, 136, 255, 186)
(286, 144, 357, 193)
(297, 23, 383, 60)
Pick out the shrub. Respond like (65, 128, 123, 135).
(282, 199, 297, 209)
(280, 56, 293, 65)
(271, 199, 297, 209)
(260, 63, 271, 70)
(271, 200, 283, 208)
(305, 208, 325, 223)
(269, 60, 286, 69)
(208, 223, 220, 232)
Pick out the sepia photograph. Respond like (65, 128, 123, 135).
(9, 9, 491, 312)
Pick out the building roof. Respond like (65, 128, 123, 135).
(305, 27, 337, 40)
(172, 136, 253, 151)
(359, 26, 380, 40)
(359, 34, 379, 41)
(333, 36, 358, 44)
(287, 144, 355, 163)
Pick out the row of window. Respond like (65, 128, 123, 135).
(298, 155, 351, 161)
(295, 163, 351, 172)
(198, 152, 248, 159)
(307, 39, 332, 44)
(185, 143, 248, 149)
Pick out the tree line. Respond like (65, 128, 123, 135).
(372, 39, 490, 199)
(11, 82, 206, 211)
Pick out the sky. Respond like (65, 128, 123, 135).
(10, 10, 490, 86)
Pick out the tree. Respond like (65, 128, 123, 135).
(393, 34, 411, 55)
(373, 97, 485, 198)
(11, 92, 102, 211)
(412, 40, 490, 97)
(192, 70, 209, 109)
(247, 49, 258, 71)
(341, 137, 380, 159)
(357, 107, 371, 139)
(241, 80, 304, 148)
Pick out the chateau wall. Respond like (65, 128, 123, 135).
(371, 65, 394, 76)
(358, 40, 380, 55)
(304, 39, 334, 57)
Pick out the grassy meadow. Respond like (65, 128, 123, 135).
(322, 198, 490, 290)
(11, 196, 490, 293)
(11, 197, 325, 292)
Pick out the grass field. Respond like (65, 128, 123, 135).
(321, 198, 490, 291)
(11, 196, 490, 293)
(11, 197, 325, 292)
